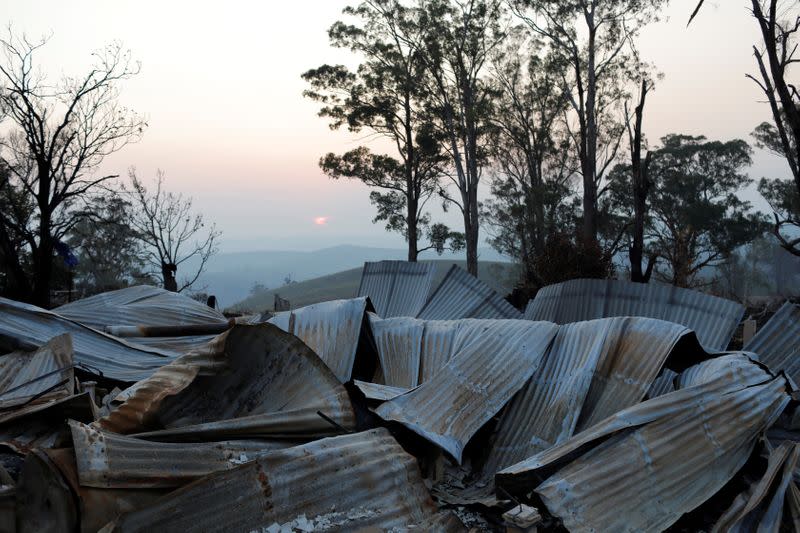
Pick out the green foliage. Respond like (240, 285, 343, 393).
(303, 0, 461, 259)
(645, 134, 767, 287)
(68, 194, 149, 295)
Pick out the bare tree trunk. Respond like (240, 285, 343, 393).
(582, 15, 599, 245)
(32, 164, 53, 308)
(407, 195, 419, 262)
(161, 261, 178, 292)
(628, 80, 652, 283)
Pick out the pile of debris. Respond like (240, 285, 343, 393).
(0, 261, 798, 532)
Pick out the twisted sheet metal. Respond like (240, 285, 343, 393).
(375, 319, 559, 463)
(744, 301, 800, 385)
(497, 354, 790, 533)
(268, 297, 369, 382)
(483, 317, 691, 474)
(712, 441, 800, 532)
(417, 265, 522, 320)
(55, 286, 226, 328)
(368, 315, 423, 388)
(352, 380, 410, 401)
(97, 324, 355, 441)
(357, 261, 435, 318)
(107, 429, 462, 533)
(70, 421, 293, 488)
(0, 297, 177, 382)
(524, 278, 744, 350)
(0, 334, 73, 410)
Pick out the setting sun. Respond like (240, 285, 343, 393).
(313, 216, 329, 225)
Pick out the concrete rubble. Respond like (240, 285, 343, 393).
(0, 264, 798, 531)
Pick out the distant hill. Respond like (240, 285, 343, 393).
(231, 260, 519, 313)
(183, 244, 510, 307)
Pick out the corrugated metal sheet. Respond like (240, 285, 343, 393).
(368, 315, 423, 388)
(713, 441, 800, 532)
(0, 297, 177, 382)
(55, 286, 230, 354)
(268, 297, 369, 382)
(98, 324, 355, 441)
(375, 319, 559, 463)
(483, 317, 690, 474)
(106, 429, 463, 533)
(744, 301, 800, 384)
(55, 285, 226, 328)
(417, 265, 522, 320)
(357, 260, 435, 318)
(497, 353, 790, 532)
(0, 392, 95, 453)
(70, 421, 293, 488)
(0, 334, 73, 410)
(524, 278, 744, 350)
(353, 379, 410, 401)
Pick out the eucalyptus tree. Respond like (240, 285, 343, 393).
(303, 0, 461, 262)
(482, 34, 576, 285)
(511, 0, 668, 249)
(690, 1, 799, 255)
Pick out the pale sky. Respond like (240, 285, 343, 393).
(1, 0, 793, 252)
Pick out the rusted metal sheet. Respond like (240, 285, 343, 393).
(497, 354, 790, 533)
(55, 285, 226, 328)
(0, 334, 73, 411)
(417, 265, 522, 320)
(713, 441, 800, 532)
(70, 421, 293, 488)
(744, 301, 800, 385)
(16, 448, 168, 533)
(0, 297, 177, 382)
(358, 260, 435, 318)
(376, 319, 559, 463)
(368, 315, 423, 388)
(105, 429, 463, 532)
(524, 278, 744, 350)
(483, 317, 691, 474)
(268, 297, 369, 382)
(97, 324, 355, 441)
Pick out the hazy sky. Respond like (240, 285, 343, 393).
(2, 0, 792, 252)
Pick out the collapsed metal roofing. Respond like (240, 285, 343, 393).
(416, 264, 522, 320)
(98, 324, 355, 441)
(497, 354, 790, 532)
(375, 319, 559, 463)
(357, 260, 435, 318)
(712, 440, 800, 532)
(0, 297, 177, 382)
(744, 300, 800, 385)
(0, 334, 74, 412)
(268, 297, 369, 382)
(483, 317, 692, 474)
(105, 429, 462, 532)
(55, 286, 226, 329)
(70, 420, 292, 488)
(524, 278, 744, 350)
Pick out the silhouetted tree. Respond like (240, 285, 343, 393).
(691, 1, 799, 256)
(512, 0, 667, 248)
(127, 170, 220, 292)
(303, 1, 461, 261)
(625, 77, 657, 282)
(482, 34, 576, 286)
(68, 193, 147, 295)
(413, 0, 507, 275)
(0, 32, 145, 306)
(645, 135, 767, 288)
